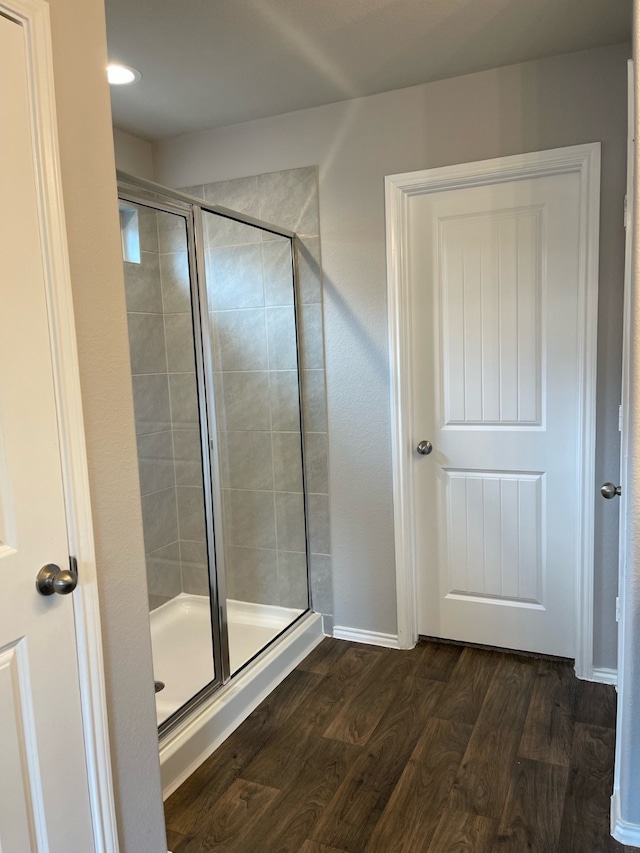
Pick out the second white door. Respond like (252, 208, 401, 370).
(407, 151, 598, 657)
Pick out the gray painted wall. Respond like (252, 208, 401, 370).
(154, 43, 629, 669)
(114, 126, 155, 180)
(49, 0, 166, 849)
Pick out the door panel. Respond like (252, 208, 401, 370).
(0, 13, 95, 851)
(441, 210, 542, 426)
(444, 470, 543, 603)
(412, 170, 584, 656)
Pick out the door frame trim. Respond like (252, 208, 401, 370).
(385, 144, 601, 678)
(2, 0, 119, 849)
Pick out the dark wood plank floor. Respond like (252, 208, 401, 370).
(165, 638, 629, 853)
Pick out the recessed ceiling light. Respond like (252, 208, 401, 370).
(107, 64, 141, 86)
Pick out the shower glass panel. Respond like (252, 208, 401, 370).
(121, 200, 216, 727)
(119, 174, 311, 732)
(202, 211, 309, 675)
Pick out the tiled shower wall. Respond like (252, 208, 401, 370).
(185, 167, 333, 620)
(125, 205, 208, 610)
(203, 219, 307, 610)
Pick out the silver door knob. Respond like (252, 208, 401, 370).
(601, 483, 621, 500)
(36, 563, 78, 596)
(416, 440, 433, 456)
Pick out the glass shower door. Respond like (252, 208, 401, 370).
(120, 199, 219, 728)
(201, 210, 310, 675)
(119, 174, 312, 731)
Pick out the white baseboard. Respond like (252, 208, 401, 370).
(591, 667, 618, 686)
(611, 790, 640, 846)
(332, 625, 400, 649)
(159, 612, 323, 799)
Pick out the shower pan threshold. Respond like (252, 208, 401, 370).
(157, 598, 323, 798)
(150, 593, 309, 727)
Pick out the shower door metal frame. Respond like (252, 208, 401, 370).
(118, 188, 227, 732)
(117, 172, 313, 734)
(191, 202, 232, 683)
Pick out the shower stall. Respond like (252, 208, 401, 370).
(117, 173, 314, 736)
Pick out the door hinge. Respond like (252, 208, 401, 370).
(624, 194, 628, 229)
(616, 596, 621, 622)
(619, 404, 623, 432)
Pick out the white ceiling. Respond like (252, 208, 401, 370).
(105, 0, 632, 141)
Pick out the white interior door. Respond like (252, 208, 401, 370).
(408, 156, 597, 657)
(0, 12, 97, 852)
(611, 60, 634, 842)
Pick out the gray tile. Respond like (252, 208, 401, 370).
(304, 433, 328, 494)
(127, 312, 167, 374)
(301, 369, 327, 433)
(204, 176, 260, 217)
(206, 244, 264, 310)
(181, 563, 210, 597)
(202, 206, 261, 249)
(141, 488, 179, 553)
(173, 429, 204, 487)
(309, 554, 333, 615)
(215, 371, 271, 431)
(158, 209, 188, 253)
(148, 540, 180, 563)
(180, 537, 208, 566)
(160, 252, 192, 313)
(131, 374, 172, 435)
(211, 309, 267, 371)
(165, 313, 196, 373)
(266, 306, 298, 370)
(299, 303, 325, 369)
(272, 432, 303, 493)
(263, 239, 294, 307)
(225, 546, 278, 605)
(146, 541, 181, 602)
(173, 427, 202, 461)
(275, 491, 306, 553)
(296, 236, 322, 304)
(147, 569, 181, 606)
(177, 485, 206, 542)
(180, 185, 205, 199)
(137, 206, 159, 253)
(223, 489, 276, 549)
(219, 431, 274, 490)
(136, 430, 175, 495)
(278, 551, 309, 610)
(168, 373, 200, 428)
(124, 252, 162, 313)
(180, 539, 210, 596)
(308, 493, 331, 555)
(258, 167, 319, 236)
(269, 370, 302, 432)
(148, 594, 170, 611)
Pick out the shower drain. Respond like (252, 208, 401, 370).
(154, 680, 165, 693)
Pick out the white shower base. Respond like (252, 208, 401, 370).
(149, 593, 305, 726)
(157, 603, 323, 798)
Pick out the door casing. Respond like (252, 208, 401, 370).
(2, 0, 118, 848)
(386, 144, 601, 679)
